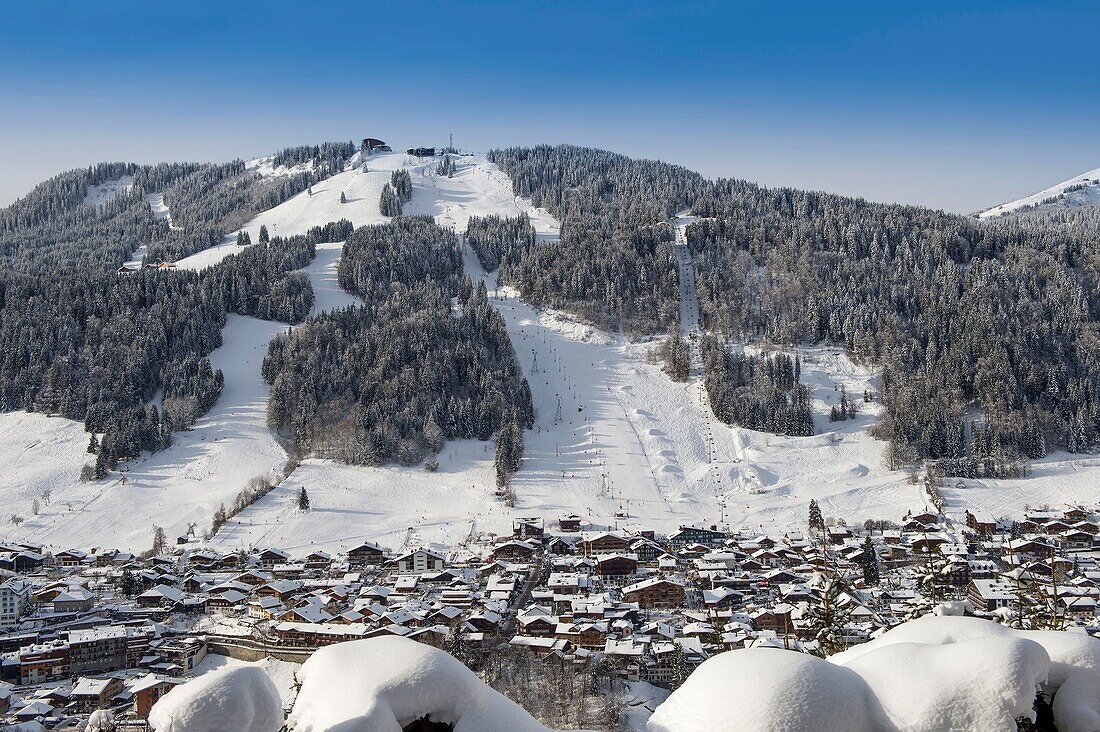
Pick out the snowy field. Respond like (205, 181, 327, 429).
(82, 175, 133, 207)
(3, 149, 1098, 553)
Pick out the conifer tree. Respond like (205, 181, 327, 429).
(861, 536, 879, 586)
(808, 499, 825, 535)
(298, 486, 310, 511)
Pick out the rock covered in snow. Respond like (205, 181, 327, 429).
(149, 665, 283, 732)
(840, 636, 1049, 731)
(647, 648, 878, 732)
(287, 636, 551, 732)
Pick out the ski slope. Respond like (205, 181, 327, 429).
(977, 166, 1100, 219)
(0, 314, 288, 550)
(5, 148, 1099, 554)
(202, 154, 932, 555)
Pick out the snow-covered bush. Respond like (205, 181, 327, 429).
(647, 648, 879, 732)
(287, 636, 551, 731)
(149, 665, 282, 732)
(649, 616, 1100, 732)
(85, 710, 115, 731)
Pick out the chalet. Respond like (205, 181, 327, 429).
(1064, 506, 1089, 523)
(968, 579, 1016, 612)
(19, 641, 70, 684)
(546, 536, 575, 555)
(597, 554, 639, 586)
(965, 510, 998, 536)
(305, 551, 333, 568)
(554, 621, 607, 649)
(510, 636, 575, 657)
(258, 548, 291, 568)
(217, 552, 242, 569)
(256, 580, 301, 601)
(131, 674, 179, 719)
(394, 548, 446, 574)
(70, 676, 124, 713)
(491, 540, 536, 561)
(248, 596, 283, 620)
(518, 612, 557, 636)
(946, 555, 971, 587)
(136, 584, 184, 608)
(647, 639, 706, 686)
(1061, 530, 1095, 552)
(909, 534, 950, 554)
(55, 550, 89, 568)
(205, 590, 248, 613)
(53, 588, 95, 613)
(558, 514, 583, 533)
(621, 578, 686, 609)
(669, 526, 726, 548)
(347, 541, 387, 567)
(362, 137, 390, 152)
(233, 570, 272, 587)
(1005, 539, 1056, 565)
(548, 572, 592, 596)
(579, 531, 631, 556)
(630, 538, 667, 564)
(701, 586, 742, 609)
(279, 603, 334, 624)
(513, 517, 544, 540)
(0, 550, 45, 573)
(406, 147, 436, 157)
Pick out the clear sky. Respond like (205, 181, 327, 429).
(2, 1, 1097, 213)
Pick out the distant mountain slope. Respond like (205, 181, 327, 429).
(977, 166, 1100, 219)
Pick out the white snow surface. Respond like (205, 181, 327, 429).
(647, 648, 878, 732)
(288, 636, 553, 732)
(82, 175, 133, 207)
(649, 616, 1100, 732)
(830, 614, 1100, 689)
(977, 166, 1100, 219)
(149, 665, 283, 732)
(840, 636, 1049, 731)
(1052, 667, 1100, 732)
(190, 653, 301, 707)
(651, 620, 1063, 731)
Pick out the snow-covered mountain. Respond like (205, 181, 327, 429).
(976, 166, 1100, 219)
(3, 144, 1100, 557)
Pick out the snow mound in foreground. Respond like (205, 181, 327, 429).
(647, 648, 877, 732)
(649, 621, 1065, 731)
(831, 614, 1100, 688)
(288, 636, 551, 732)
(841, 636, 1049, 731)
(1052, 667, 1100, 732)
(149, 665, 282, 732)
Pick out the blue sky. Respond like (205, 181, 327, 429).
(1, 1, 1097, 212)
